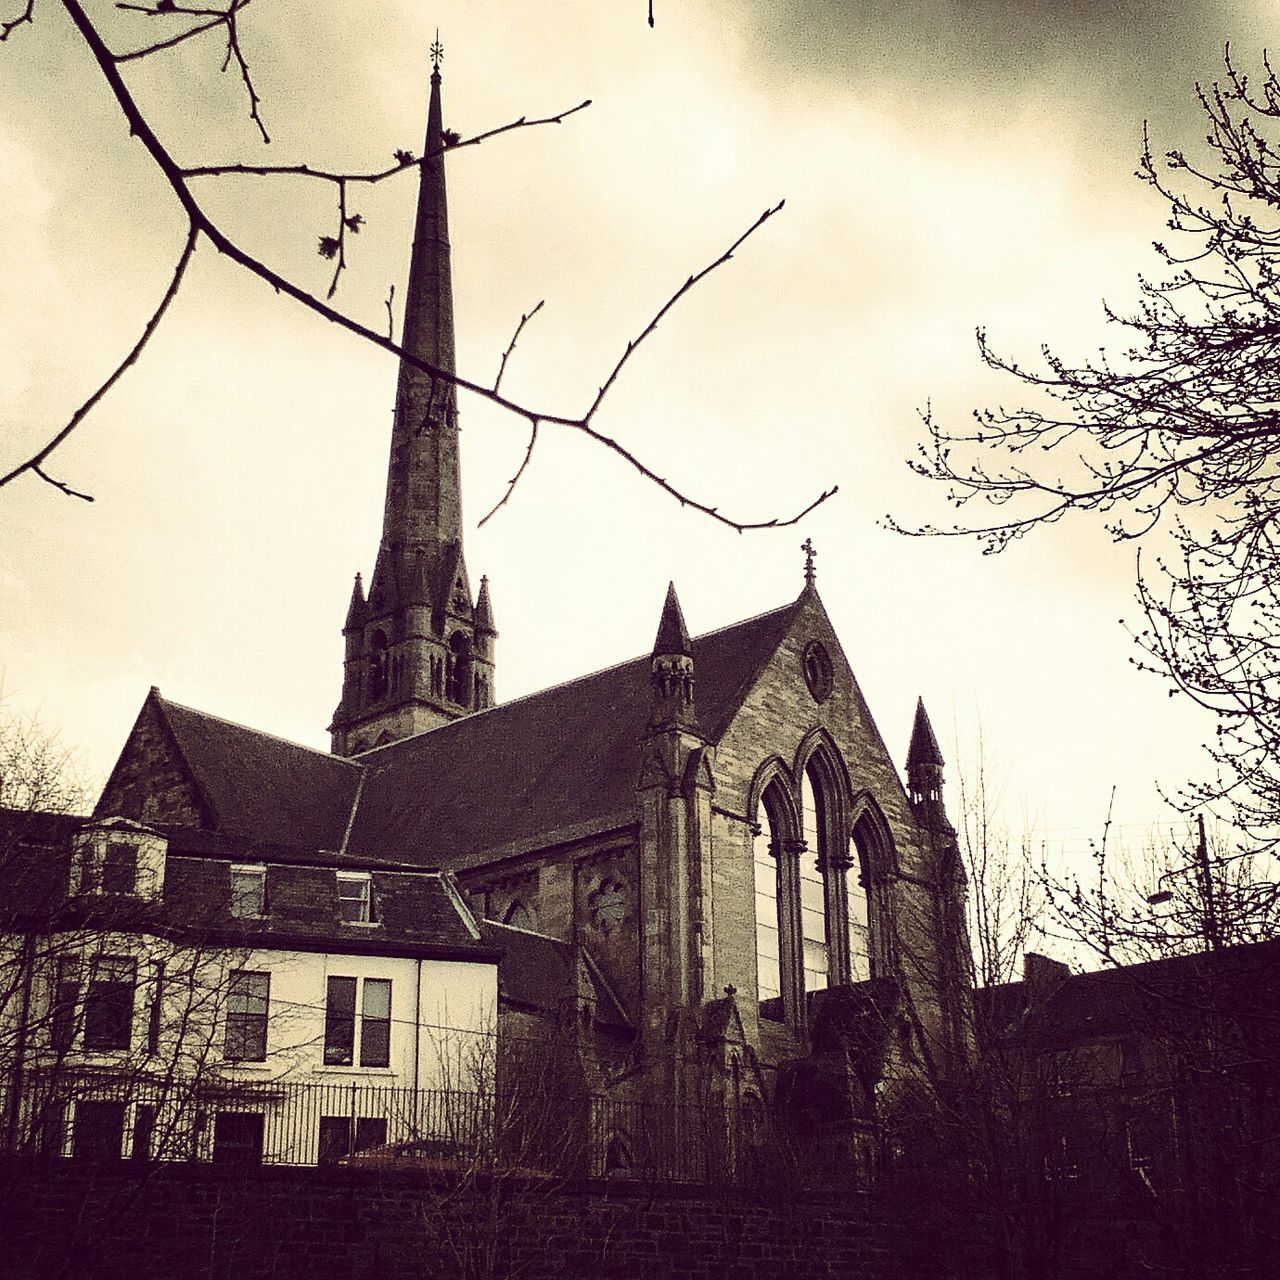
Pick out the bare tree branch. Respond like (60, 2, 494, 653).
(0, 223, 200, 497)
(13, 1, 834, 532)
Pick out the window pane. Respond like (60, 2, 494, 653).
(360, 978, 392, 1067)
(800, 769, 828, 992)
(73, 1100, 125, 1160)
(362, 977, 391, 1020)
(354, 1117, 387, 1152)
(324, 976, 357, 1065)
(337, 875, 372, 923)
(318, 1116, 351, 1165)
(230, 868, 265, 918)
(52, 957, 81, 1052)
(212, 1112, 264, 1165)
(225, 970, 269, 1062)
(102, 844, 137, 895)
(753, 810, 781, 1003)
(83, 957, 135, 1051)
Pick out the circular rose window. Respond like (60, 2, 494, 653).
(802, 640, 833, 704)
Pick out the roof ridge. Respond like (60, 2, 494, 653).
(355, 598, 801, 761)
(483, 919, 571, 944)
(160, 693, 363, 767)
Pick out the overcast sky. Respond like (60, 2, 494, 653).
(1, 0, 1268, 866)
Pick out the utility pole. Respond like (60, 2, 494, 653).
(1193, 812, 1221, 952)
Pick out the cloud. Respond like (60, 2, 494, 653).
(721, 0, 1267, 169)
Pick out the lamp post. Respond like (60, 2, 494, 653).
(1145, 814, 1260, 950)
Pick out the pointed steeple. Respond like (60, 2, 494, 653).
(343, 574, 367, 632)
(650, 582, 696, 731)
(383, 51, 461, 556)
(329, 44, 495, 756)
(906, 697, 944, 771)
(906, 697, 949, 830)
(653, 581, 692, 658)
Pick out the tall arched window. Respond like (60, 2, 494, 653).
(799, 765, 829, 992)
(753, 796, 783, 1005)
(368, 630, 390, 702)
(446, 632, 472, 704)
(850, 811, 883, 981)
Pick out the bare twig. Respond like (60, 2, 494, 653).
(220, 4, 268, 143)
(493, 300, 544, 395)
(0, 0, 34, 40)
(181, 99, 593, 184)
(114, 0, 255, 64)
(384, 285, 395, 342)
(478, 422, 539, 529)
(0, 224, 200, 497)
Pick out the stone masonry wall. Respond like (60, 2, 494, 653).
(0, 1161, 997, 1280)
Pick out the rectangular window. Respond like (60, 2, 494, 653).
(73, 1099, 126, 1161)
(75, 844, 99, 895)
(51, 956, 81, 1051)
(83, 956, 135, 1052)
(355, 1116, 387, 1152)
(37, 1100, 68, 1158)
(324, 976, 392, 1068)
(318, 1115, 352, 1165)
(102, 842, 137, 895)
(337, 873, 373, 924)
(317, 1115, 388, 1164)
(132, 1104, 156, 1161)
(213, 1112, 264, 1165)
(224, 970, 269, 1062)
(360, 978, 392, 1068)
(230, 865, 266, 918)
(324, 976, 357, 1065)
(147, 962, 164, 1054)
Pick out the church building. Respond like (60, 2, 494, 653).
(92, 53, 972, 1163)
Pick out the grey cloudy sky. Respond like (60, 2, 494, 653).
(1, 0, 1268, 862)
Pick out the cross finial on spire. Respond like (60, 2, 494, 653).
(802, 537, 817, 587)
(431, 29, 444, 72)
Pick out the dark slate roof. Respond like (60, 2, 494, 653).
(156, 823, 417, 871)
(156, 695, 361, 852)
(0, 808, 81, 919)
(978, 938, 1280, 1051)
(484, 921, 631, 1031)
(347, 598, 802, 867)
(102, 598, 801, 869)
(133, 857, 496, 959)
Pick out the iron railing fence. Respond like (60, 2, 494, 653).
(2, 1069, 876, 1191)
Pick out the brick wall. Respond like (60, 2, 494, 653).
(0, 1161, 996, 1280)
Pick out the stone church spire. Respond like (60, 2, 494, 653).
(330, 44, 495, 756)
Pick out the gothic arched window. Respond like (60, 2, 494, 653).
(753, 791, 784, 1008)
(799, 764, 830, 992)
(850, 810, 886, 981)
(369, 630, 390, 702)
(446, 632, 472, 705)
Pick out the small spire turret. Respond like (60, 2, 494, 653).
(343, 574, 367, 632)
(906, 697, 949, 830)
(474, 575, 496, 635)
(650, 582, 696, 730)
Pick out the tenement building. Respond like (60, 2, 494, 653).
(67, 54, 972, 1171)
